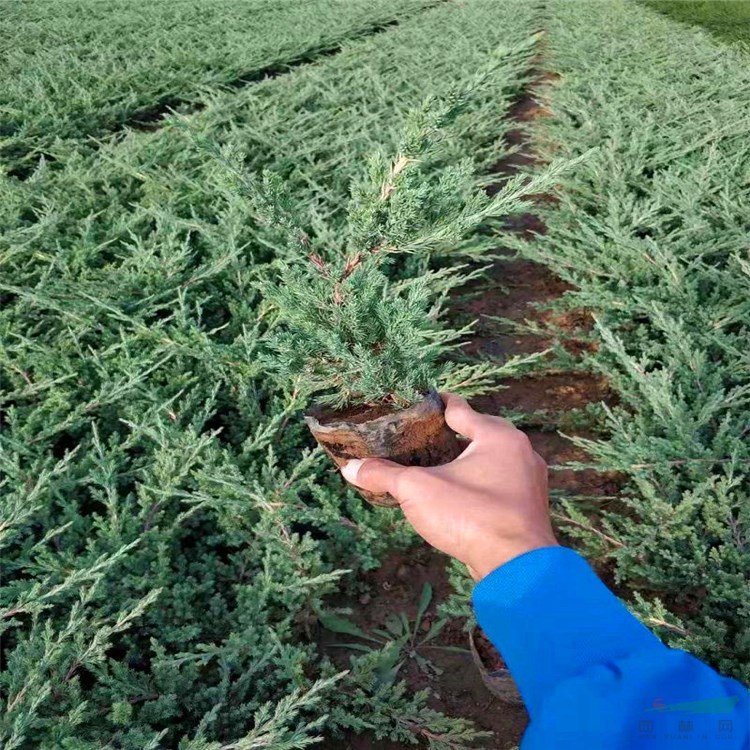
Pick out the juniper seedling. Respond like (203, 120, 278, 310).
(248, 62, 563, 410)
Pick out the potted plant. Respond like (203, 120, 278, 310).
(250, 76, 561, 505)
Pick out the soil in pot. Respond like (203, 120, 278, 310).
(305, 390, 462, 506)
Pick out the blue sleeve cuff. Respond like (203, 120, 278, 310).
(472, 546, 665, 716)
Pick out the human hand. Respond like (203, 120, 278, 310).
(340, 393, 558, 580)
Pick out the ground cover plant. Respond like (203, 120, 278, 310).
(255, 86, 559, 411)
(5, 0, 750, 747)
(520, 0, 750, 683)
(5, 0, 539, 237)
(0, 1, 544, 747)
(1, 0, 433, 175)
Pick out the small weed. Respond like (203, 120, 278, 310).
(319, 583, 468, 683)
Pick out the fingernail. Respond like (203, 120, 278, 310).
(340, 459, 363, 484)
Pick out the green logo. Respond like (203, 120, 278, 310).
(646, 696, 740, 714)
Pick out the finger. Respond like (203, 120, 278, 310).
(533, 451, 548, 470)
(340, 457, 409, 496)
(440, 393, 483, 439)
(440, 392, 516, 439)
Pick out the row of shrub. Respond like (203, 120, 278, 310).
(524, 0, 750, 683)
(1, 0, 434, 173)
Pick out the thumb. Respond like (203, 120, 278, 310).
(341, 457, 407, 496)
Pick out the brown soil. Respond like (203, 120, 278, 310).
(473, 627, 505, 673)
(307, 392, 462, 506)
(314, 401, 398, 425)
(459, 76, 612, 501)
(459, 243, 613, 506)
(321, 545, 529, 750)
(475, 372, 609, 415)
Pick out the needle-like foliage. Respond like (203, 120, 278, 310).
(522, 0, 750, 684)
(253, 66, 560, 409)
(0, 0, 433, 175)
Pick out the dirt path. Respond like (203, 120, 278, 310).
(466, 73, 613, 499)
(325, 53, 614, 750)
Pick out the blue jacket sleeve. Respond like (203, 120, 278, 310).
(472, 546, 749, 749)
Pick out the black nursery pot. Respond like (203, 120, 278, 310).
(304, 391, 462, 506)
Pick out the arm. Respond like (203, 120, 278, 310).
(474, 546, 748, 749)
(341, 393, 749, 749)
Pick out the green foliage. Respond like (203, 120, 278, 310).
(0, 0, 433, 174)
(438, 560, 477, 627)
(262, 248, 450, 408)
(1, 0, 542, 747)
(323, 647, 490, 749)
(179, 674, 346, 750)
(522, 0, 750, 682)
(3, 0, 536, 248)
(321, 582, 467, 679)
(250, 77, 561, 408)
(643, 0, 750, 47)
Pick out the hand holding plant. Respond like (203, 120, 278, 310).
(341, 393, 558, 580)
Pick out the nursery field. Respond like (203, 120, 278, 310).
(1, 0, 437, 175)
(2, 0, 749, 748)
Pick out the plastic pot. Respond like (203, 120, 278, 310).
(304, 390, 462, 506)
(469, 627, 524, 706)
